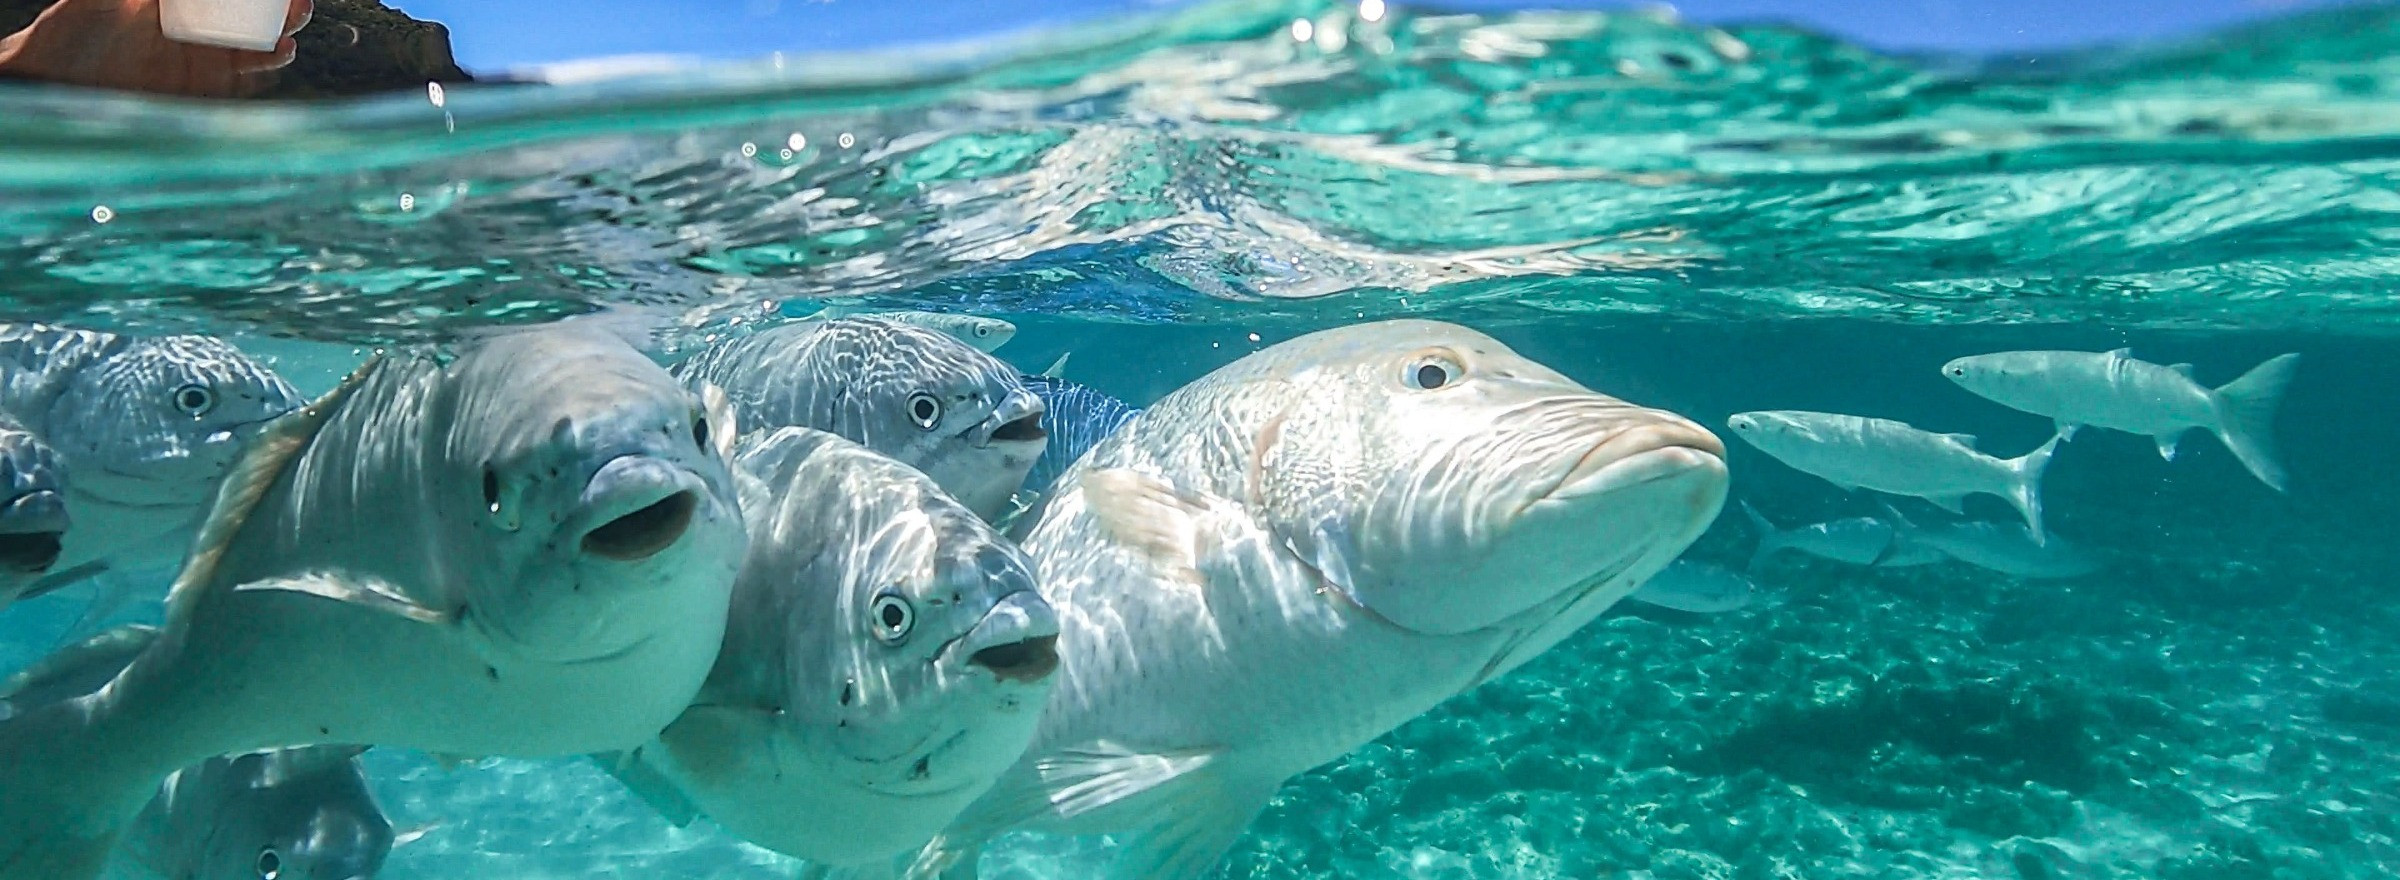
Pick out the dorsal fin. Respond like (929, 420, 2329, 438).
(1040, 352, 1072, 379)
(2106, 347, 2132, 358)
(164, 355, 383, 632)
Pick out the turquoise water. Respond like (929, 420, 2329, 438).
(2, 0, 2397, 877)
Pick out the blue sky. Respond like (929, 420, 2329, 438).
(396, 0, 2356, 72)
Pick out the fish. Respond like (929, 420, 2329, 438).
(1942, 348, 2299, 492)
(671, 317, 1048, 521)
(1879, 505, 2101, 580)
(791, 306, 1017, 354)
(1625, 560, 1761, 613)
(899, 319, 1727, 880)
(1736, 500, 1896, 570)
(1724, 410, 2058, 541)
(1017, 371, 1142, 495)
(600, 426, 1061, 869)
(0, 625, 409, 880)
(0, 325, 748, 880)
(0, 324, 304, 612)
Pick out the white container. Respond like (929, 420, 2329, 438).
(158, 0, 287, 52)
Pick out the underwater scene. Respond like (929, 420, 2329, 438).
(0, 0, 2396, 878)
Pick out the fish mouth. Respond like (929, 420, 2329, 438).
(571, 455, 706, 562)
(945, 590, 1062, 685)
(1537, 421, 1727, 507)
(0, 489, 68, 573)
(971, 388, 1048, 447)
(969, 635, 1060, 684)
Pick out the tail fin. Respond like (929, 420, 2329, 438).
(1737, 501, 1783, 572)
(2005, 434, 2060, 545)
(2210, 353, 2300, 493)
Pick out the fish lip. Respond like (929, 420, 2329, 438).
(566, 454, 710, 562)
(941, 590, 1062, 685)
(970, 388, 1048, 447)
(1534, 421, 1727, 508)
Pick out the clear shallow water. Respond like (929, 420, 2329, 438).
(1, 0, 2397, 878)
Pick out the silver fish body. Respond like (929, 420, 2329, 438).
(0, 326, 747, 880)
(0, 626, 396, 880)
(1943, 348, 2298, 491)
(905, 319, 1728, 880)
(672, 318, 1046, 521)
(1726, 410, 2056, 540)
(1627, 559, 1759, 614)
(797, 308, 1017, 354)
(608, 426, 1060, 868)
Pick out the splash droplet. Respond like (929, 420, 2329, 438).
(1360, 0, 1386, 22)
(1247, 332, 1261, 342)
(427, 82, 445, 108)
(787, 133, 808, 151)
(399, 193, 415, 212)
(1290, 18, 1314, 42)
(89, 205, 113, 223)
(837, 132, 856, 149)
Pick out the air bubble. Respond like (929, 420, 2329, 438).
(1360, 0, 1386, 22)
(787, 133, 808, 151)
(1290, 18, 1314, 42)
(90, 205, 113, 223)
(779, 148, 795, 160)
(427, 82, 445, 108)
(1247, 332, 1261, 342)
(399, 193, 415, 212)
(838, 132, 856, 149)
(740, 142, 758, 158)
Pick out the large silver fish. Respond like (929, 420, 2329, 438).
(603, 426, 1061, 869)
(0, 326, 747, 880)
(672, 317, 1047, 521)
(1725, 410, 2057, 541)
(1737, 500, 1943, 571)
(0, 324, 303, 611)
(0, 626, 404, 880)
(901, 319, 1728, 880)
(1942, 348, 2298, 491)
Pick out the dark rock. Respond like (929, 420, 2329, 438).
(0, 0, 477, 98)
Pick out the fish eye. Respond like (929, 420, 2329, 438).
(1947, 366, 1966, 377)
(255, 847, 281, 880)
(973, 325, 991, 337)
(871, 592, 914, 643)
(907, 392, 942, 430)
(691, 413, 710, 451)
(481, 467, 501, 511)
(171, 383, 216, 417)
(1403, 354, 1463, 391)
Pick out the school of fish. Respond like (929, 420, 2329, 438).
(0, 310, 2299, 880)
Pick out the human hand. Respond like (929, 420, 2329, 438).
(0, 0, 313, 98)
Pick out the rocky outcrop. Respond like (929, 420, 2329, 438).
(0, 0, 477, 98)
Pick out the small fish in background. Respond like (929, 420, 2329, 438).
(1740, 500, 1914, 570)
(0, 324, 305, 614)
(672, 317, 1048, 521)
(1626, 559, 1764, 613)
(787, 305, 1018, 353)
(1879, 504, 2101, 580)
(1725, 410, 2058, 542)
(0, 625, 425, 880)
(1017, 353, 1144, 495)
(1941, 348, 2299, 492)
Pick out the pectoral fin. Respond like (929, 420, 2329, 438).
(232, 574, 452, 625)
